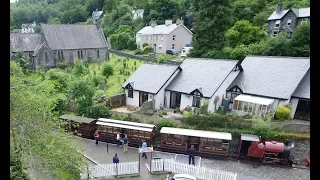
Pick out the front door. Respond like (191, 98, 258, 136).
(170, 92, 181, 108)
(139, 91, 149, 106)
(294, 99, 310, 120)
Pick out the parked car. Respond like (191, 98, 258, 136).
(166, 49, 176, 55)
(180, 47, 193, 57)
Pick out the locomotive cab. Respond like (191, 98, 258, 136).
(237, 134, 262, 160)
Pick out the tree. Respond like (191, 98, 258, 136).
(67, 78, 95, 116)
(226, 20, 267, 48)
(289, 22, 310, 57)
(189, 0, 233, 57)
(231, 44, 250, 60)
(87, 103, 111, 119)
(101, 63, 114, 77)
(262, 32, 290, 56)
(10, 61, 87, 179)
(127, 38, 137, 50)
(72, 60, 87, 76)
(143, 0, 179, 24)
(45, 69, 69, 92)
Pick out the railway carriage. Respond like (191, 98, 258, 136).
(160, 127, 232, 156)
(96, 118, 157, 147)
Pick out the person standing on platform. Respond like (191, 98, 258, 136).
(141, 140, 147, 159)
(188, 145, 195, 165)
(123, 135, 129, 152)
(116, 133, 120, 148)
(94, 130, 99, 146)
(113, 154, 119, 164)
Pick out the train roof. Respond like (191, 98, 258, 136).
(96, 121, 154, 132)
(97, 118, 156, 129)
(160, 127, 232, 140)
(59, 114, 96, 124)
(240, 134, 260, 142)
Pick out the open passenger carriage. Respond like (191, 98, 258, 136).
(59, 114, 97, 139)
(160, 127, 232, 156)
(96, 118, 157, 147)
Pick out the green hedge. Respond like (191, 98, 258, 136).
(274, 106, 291, 121)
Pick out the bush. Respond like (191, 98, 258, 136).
(57, 62, 68, 70)
(157, 120, 173, 130)
(45, 69, 69, 92)
(199, 100, 209, 115)
(242, 114, 252, 119)
(134, 49, 143, 55)
(274, 106, 291, 121)
(142, 42, 149, 48)
(144, 110, 155, 116)
(251, 119, 272, 138)
(72, 60, 86, 76)
(53, 96, 67, 115)
(101, 63, 114, 77)
(184, 107, 192, 112)
(143, 46, 154, 54)
(92, 75, 104, 87)
(87, 103, 111, 119)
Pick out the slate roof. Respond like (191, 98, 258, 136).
(122, 64, 179, 94)
(268, 7, 310, 20)
(137, 23, 192, 35)
(41, 24, 108, 50)
(166, 58, 239, 97)
(10, 33, 44, 52)
(59, 114, 96, 124)
(292, 70, 310, 99)
(228, 56, 310, 100)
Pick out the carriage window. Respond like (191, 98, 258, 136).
(214, 139, 222, 146)
(168, 134, 176, 140)
(145, 132, 151, 139)
(107, 127, 112, 133)
(139, 131, 145, 138)
(97, 126, 107, 132)
(131, 130, 138, 137)
(113, 127, 120, 134)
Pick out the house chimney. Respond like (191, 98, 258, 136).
(176, 17, 184, 25)
(150, 21, 157, 27)
(165, 20, 173, 26)
(276, 2, 282, 14)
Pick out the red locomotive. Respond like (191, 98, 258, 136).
(237, 134, 295, 166)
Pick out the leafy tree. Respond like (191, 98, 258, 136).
(143, 0, 179, 24)
(142, 42, 149, 48)
(262, 32, 290, 56)
(45, 69, 69, 92)
(10, 61, 87, 179)
(72, 60, 87, 76)
(189, 0, 233, 57)
(101, 62, 114, 77)
(127, 38, 137, 50)
(67, 78, 95, 116)
(87, 103, 111, 119)
(289, 22, 310, 57)
(231, 0, 266, 22)
(231, 44, 250, 60)
(226, 20, 267, 48)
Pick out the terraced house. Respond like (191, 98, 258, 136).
(266, 2, 310, 38)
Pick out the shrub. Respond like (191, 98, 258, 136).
(199, 100, 209, 115)
(143, 46, 154, 54)
(123, 114, 132, 121)
(87, 103, 111, 119)
(157, 120, 173, 130)
(101, 63, 114, 77)
(184, 107, 192, 112)
(45, 69, 69, 92)
(53, 96, 67, 115)
(144, 110, 155, 116)
(242, 114, 252, 119)
(251, 119, 272, 138)
(134, 49, 143, 55)
(161, 110, 167, 115)
(57, 62, 68, 70)
(72, 60, 87, 76)
(274, 106, 291, 121)
(92, 75, 104, 87)
(142, 42, 149, 48)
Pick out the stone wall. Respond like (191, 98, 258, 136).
(109, 49, 157, 62)
(106, 93, 126, 109)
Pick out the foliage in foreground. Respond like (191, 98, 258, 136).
(10, 61, 87, 179)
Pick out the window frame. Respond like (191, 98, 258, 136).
(275, 20, 281, 28)
(172, 35, 175, 40)
(44, 51, 49, 62)
(128, 85, 133, 98)
(172, 44, 175, 49)
(97, 49, 100, 59)
(287, 19, 292, 26)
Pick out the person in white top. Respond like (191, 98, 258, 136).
(116, 134, 120, 148)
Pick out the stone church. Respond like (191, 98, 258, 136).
(10, 10, 109, 69)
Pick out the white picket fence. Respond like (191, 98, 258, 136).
(151, 158, 237, 180)
(81, 161, 139, 179)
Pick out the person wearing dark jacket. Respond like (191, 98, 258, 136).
(113, 154, 119, 164)
(94, 130, 99, 145)
(188, 145, 195, 165)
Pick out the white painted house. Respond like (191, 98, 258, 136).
(122, 64, 181, 110)
(227, 56, 310, 120)
(132, 9, 144, 20)
(122, 58, 242, 112)
(136, 19, 192, 53)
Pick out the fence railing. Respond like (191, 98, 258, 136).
(81, 161, 139, 179)
(151, 158, 237, 180)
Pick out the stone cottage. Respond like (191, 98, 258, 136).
(266, 2, 310, 38)
(10, 10, 109, 69)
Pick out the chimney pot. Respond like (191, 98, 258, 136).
(276, 2, 282, 14)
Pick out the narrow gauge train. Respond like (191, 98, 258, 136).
(60, 115, 295, 167)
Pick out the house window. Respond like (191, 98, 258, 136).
(44, 52, 49, 62)
(81, 50, 83, 59)
(173, 35, 175, 40)
(58, 51, 61, 60)
(230, 92, 239, 103)
(61, 51, 64, 60)
(161, 35, 163, 41)
(287, 19, 292, 26)
(97, 49, 100, 58)
(128, 86, 133, 98)
(192, 91, 201, 108)
(272, 31, 278, 36)
(275, 20, 280, 28)
(156, 36, 158, 41)
(78, 50, 80, 59)
(172, 44, 175, 49)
